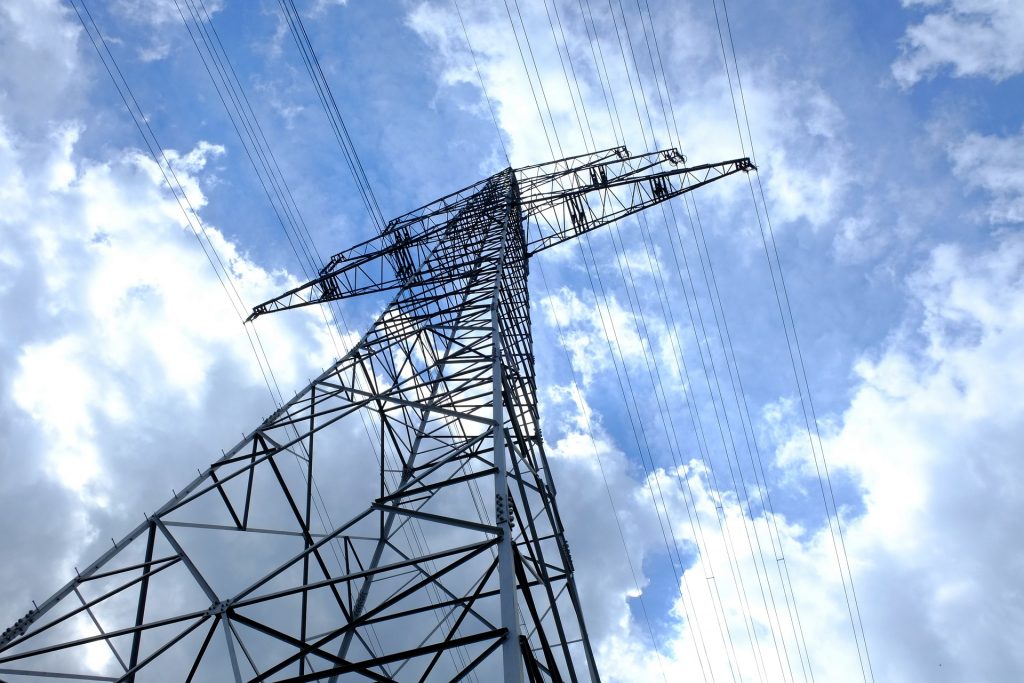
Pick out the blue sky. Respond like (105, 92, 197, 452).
(1, 0, 1023, 681)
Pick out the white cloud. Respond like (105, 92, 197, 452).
(3, 129, 337, 485)
(409, 7, 1024, 672)
(408, 1, 851, 231)
(0, 67, 338, 636)
(948, 125, 1024, 224)
(0, 2, 84, 134)
(109, 0, 224, 62)
(893, 0, 1024, 86)
(112, 0, 224, 26)
(539, 286, 650, 386)
(311, 0, 349, 15)
(574, 233, 1024, 681)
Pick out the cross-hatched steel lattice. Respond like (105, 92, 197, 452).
(1, 147, 752, 682)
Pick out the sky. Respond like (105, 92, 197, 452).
(1, 0, 1023, 681)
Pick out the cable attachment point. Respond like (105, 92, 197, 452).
(1, 608, 38, 647)
(663, 148, 687, 165)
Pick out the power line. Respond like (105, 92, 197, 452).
(452, 0, 510, 166)
(62, 1, 867, 679)
(70, 4, 482, 675)
(707, 0, 873, 679)
(455, 7, 687, 678)
(630, 2, 811, 676)
(581, 3, 780, 678)
(276, 0, 385, 233)
(68, 0, 284, 403)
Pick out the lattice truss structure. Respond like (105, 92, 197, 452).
(0, 147, 751, 682)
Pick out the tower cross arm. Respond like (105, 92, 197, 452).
(246, 149, 753, 322)
(517, 149, 754, 255)
(245, 232, 415, 321)
(247, 174, 504, 321)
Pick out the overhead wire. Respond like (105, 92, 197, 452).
(603, 2, 835, 680)
(276, 0, 385, 233)
(602, 3, 799, 680)
(593, 0, 823, 679)
(74, 2, 482, 676)
(454, 4, 683, 678)
(495, 3, 705, 679)
(269, 6, 507, 674)
(453, 0, 510, 166)
(432, 2, 798, 679)
(67, 0, 284, 405)
(532, 0, 786, 675)
(710, 0, 875, 679)
(171, 3, 416, 674)
(507, 1, 749, 679)
(632, 1, 813, 676)
(574, 1, 775, 678)
(546, 8, 724, 674)
(68, 2, 402, 676)
(73, 0, 867, 677)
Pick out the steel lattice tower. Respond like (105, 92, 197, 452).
(1, 147, 751, 682)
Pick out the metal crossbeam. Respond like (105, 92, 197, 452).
(247, 147, 752, 321)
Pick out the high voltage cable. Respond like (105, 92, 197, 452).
(516, 1, 765, 679)
(577, 9, 769, 663)
(573, 3, 770, 679)
(577, 2, 815, 679)
(276, 0, 385, 233)
(492, 5, 716, 680)
(507, 1, 765, 679)
(67, 3, 403, 674)
(178, 0, 319, 279)
(267, 7, 501, 672)
(550, 10, 732, 661)
(455, 5, 681, 679)
(169, 4, 438, 674)
(581, 0, 778, 679)
(510, 0, 701, 660)
(452, 0, 510, 166)
(71, 3, 483, 675)
(507, 6, 686, 677)
(714, 0, 871, 679)
(706, 0, 873, 679)
(173, 0, 356, 364)
(600, 9, 778, 677)
(67, 0, 283, 404)
(602, 2, 827, 680)
(633, 0, 810, 673)
(536, 261, 668, 665)
(69, 0, 865, 678)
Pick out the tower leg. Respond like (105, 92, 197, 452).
(494, 265, 522, 683)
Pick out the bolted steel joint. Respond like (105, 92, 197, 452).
(0, 608, 37, 646)
(207, 600, 230, 616)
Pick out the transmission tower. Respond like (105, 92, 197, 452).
(1, 147, 751, 682)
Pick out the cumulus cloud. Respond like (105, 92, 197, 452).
(0, 3, 84, 134)
(948, 125, 1024, 224)
(584, 234, 1024, 681)
(893, 0, 1024, 86)
(539, 286, 647, 386)
(408, 1, 851, 231)
(0, 14, 339, 633)
(408, 3, 1024, 680)
(310, 0, 349, 15)
(107, 0, 225, 62)
(0, 124, 330, 571)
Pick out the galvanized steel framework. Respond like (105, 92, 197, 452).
(1, 147, 751, 681)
